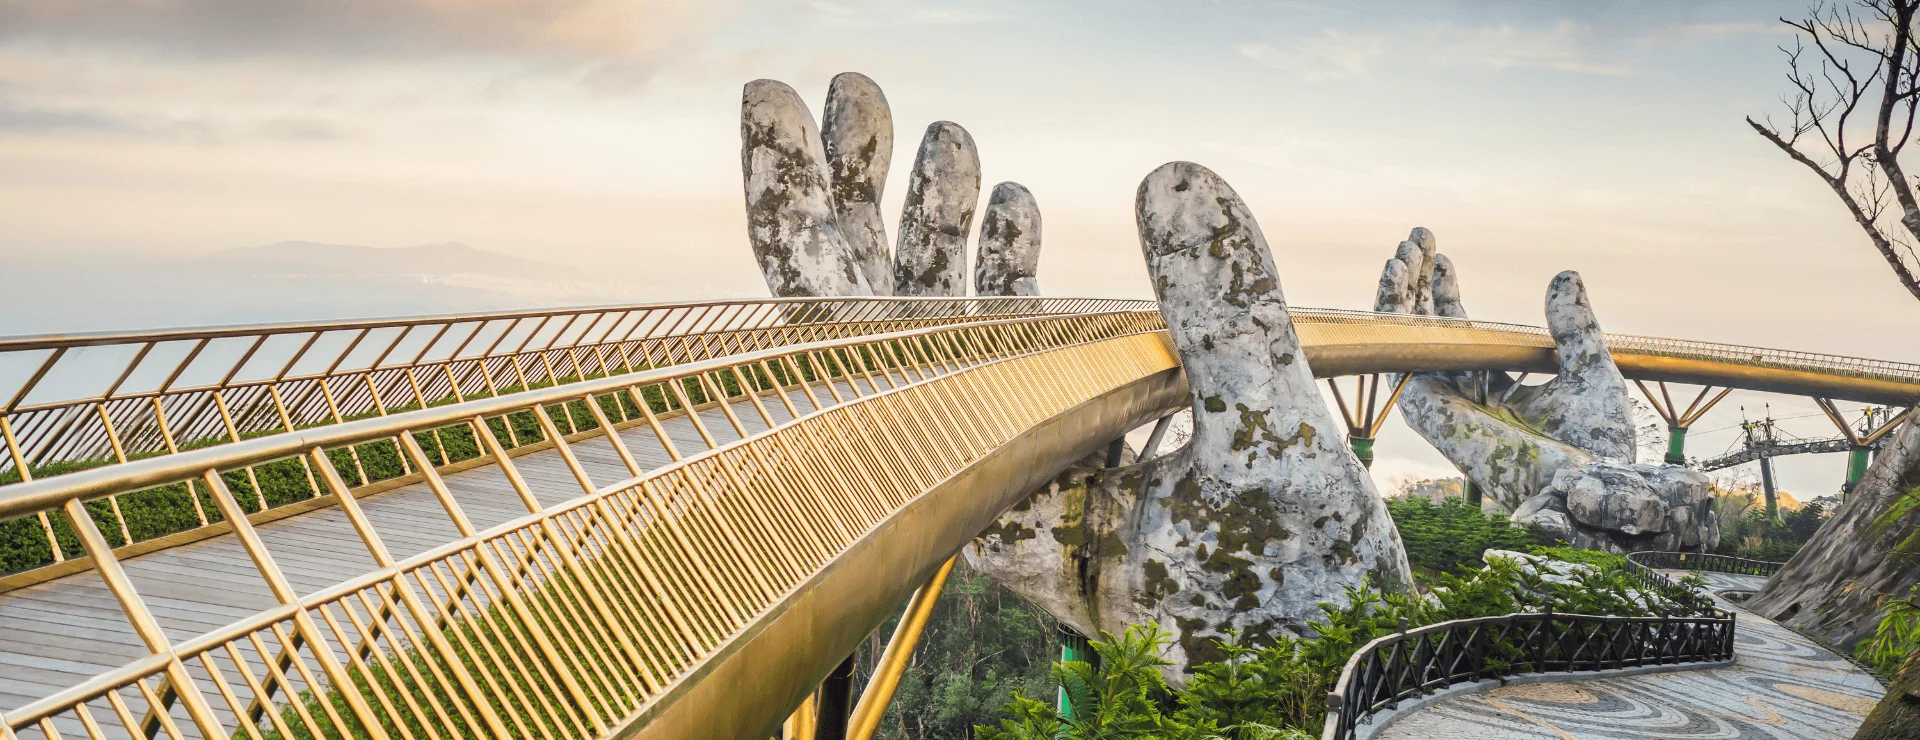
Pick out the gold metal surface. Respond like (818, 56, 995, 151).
(5, 299, 1920, 740)
(619, 362, 1189, 740)
(847, 556, 958, 740)
(1290, 308, 1920, 404)
(0, 309, 1177, 740)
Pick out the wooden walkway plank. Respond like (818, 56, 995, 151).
(0, 390, 810, 717)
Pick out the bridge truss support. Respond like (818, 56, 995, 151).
(1813, 399, 1911, 499)
(1633, 380, 1732, 465)
(1327, 373, 1410, 469)
(844, 556, 958, 740)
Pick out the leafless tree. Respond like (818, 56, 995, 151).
(1751, 0, 1920, 302)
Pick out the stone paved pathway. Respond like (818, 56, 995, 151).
(1373, 572, 1886, 740)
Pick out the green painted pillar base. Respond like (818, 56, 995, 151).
(1665, 426, 1688, 465)
(1057, 625, 1091, 719)
(1845, 445, 1871, 500)
(1349, 435, 1375, 469)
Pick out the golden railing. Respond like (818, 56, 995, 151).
(1291, 307, 1920, 386)
(0, 296, 1152, 474)
(0, 297, 1152, 572)
(0, 308, 1175, 740)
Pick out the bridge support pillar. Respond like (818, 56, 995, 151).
(1138, 413, 1176, 461)
(1845, 445, 1871, 499)
(1758, 455, 1779, 518)
(1348, 435, 1375, 469)
(1814, 399, 1912, 502)
(846, 556, 957, 740)
(1326, 374, 1408, 472)
(1632, 381, 1730, 467)
(1665, 426, 1688, 465)
(783, 696, 817, 740)
(815, 655, 856, 740)
(1057, 625, 1094, 719)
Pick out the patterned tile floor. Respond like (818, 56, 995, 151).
(1373, 572, 1886, 740)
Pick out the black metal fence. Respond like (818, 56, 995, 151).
(1626, 550, 1785, 577)
(1321, 560, 1739, 740)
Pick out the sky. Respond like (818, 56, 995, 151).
(0, 0, 1915, 497)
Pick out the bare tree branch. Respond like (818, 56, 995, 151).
(1756, 1, 1920, 302)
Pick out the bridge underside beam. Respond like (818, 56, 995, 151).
(617, 367, 1190, 740)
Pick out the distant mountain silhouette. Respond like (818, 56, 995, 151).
(200, 241, 577, 281)
(2, 241, 642, 335)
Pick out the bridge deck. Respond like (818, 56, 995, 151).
(1374, 572, 1884, 740)
(0, 374, 886, 729)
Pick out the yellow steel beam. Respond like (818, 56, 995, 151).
(1295, 321, 1920, 406)
(620, 365, 1189, 740)
(848, 555, 959, 740)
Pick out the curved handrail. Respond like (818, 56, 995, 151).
(1292, 307, 1920, 386)
(0, 307, 1180, 740)
(7, 302, 1917, 488)
(1321, 560, 1735, 740)
(0, 296, 1153, 477)
(1625, 550, 1786, 578)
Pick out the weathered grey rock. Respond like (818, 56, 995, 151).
(1395, 228, 1440, 316)
(1431, 253, 1466, 318)
(1557, 463, 1668, 535)
(974, 182, 1041, 297)
(893, 122, 981, 296)
(967, 162, 1412, 684)
(740, 79, 871, 297)
(821, 72, 894, 295)
(1503, 272, 1635, 462)
(1382, 237, 1716, 553)
(1749, 417, 1920, 650)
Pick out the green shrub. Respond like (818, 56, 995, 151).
(1713, 494, 1831, 561)
(979, 551, 1713, 738)
(1386, 495, 1549, 575)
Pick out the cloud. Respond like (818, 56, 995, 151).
(1241, 20, 1638, 80)
(1432, 21, 1632, 76)
(0, 100, 122, 133)
(1637, 20, 1781, 46)
(0, 1, 730, 69)
(1238, 30, 1384, 81)
(807, 0, 1011, 26)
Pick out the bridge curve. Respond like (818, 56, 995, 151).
(0, 309, 1183, 740)
(1292, 308, 1920, 406)
(0, 299, 1916, 740)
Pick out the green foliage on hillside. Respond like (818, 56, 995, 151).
(848, 561, 1063, 739)
(0, 377, 671, 575)
(1385, 495, 1549, 575)
(1711, 493, 1832, 562)
(978, 552, 1712, 739)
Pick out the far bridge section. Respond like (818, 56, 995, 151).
(0, 299, 1918, 740)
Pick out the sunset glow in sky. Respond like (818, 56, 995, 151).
(1, 0, 1913, 494)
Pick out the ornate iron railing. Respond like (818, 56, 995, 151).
(1321, 562, 1735, 740)
(0, 308, 1178, 740)
(1625, 550, 1786, 578)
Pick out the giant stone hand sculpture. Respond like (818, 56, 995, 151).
(1378, 232, 1719, 553)
(740, 74, 1011, 301)
(741, 80, 872, 297)
(965, 163, 1412, 683)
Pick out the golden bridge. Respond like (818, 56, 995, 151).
(0, 297, 1911, 740)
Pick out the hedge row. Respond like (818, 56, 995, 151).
(0, 368, 758, 575)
